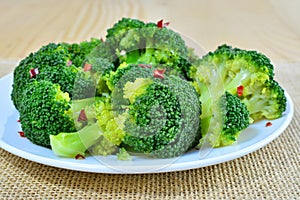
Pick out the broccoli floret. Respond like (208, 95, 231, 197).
(89, 18, 193, 78)
(87, 18, 146, 65)
(65, 38, 102, 67)
(106, 17, 146, 39)
(116, 24, 191, 77)
(50, 123, 103, 158)
(18, 80, 101, 147)
(190, 44, 286, 121)
(203, 92, 250, 147)
(11, 40, 100, 109)
(242, 79, 286, 120)
(18, 80, 76, 147)
(118, 75, 201, 158)
(50, 96, 125, 157)
(11, 43, 78, 109)
(82, 57, 115, 95)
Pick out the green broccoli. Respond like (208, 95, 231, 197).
(82, 57, 115, 96)
(11, 40, 101, 110)
(18, 80, 101, 147)
(64, 38, 102, 67)
(18, 80, 76, 147)
(190, 44, 286, 121)
(88, 18, 193, 78)
(11, 43, 77, 109)
(202, 92, 250, 147)
(106, 17, 146, 39)
(50, 96, 125, 157)
(116, 73, 201, 158)
(242, 79, 286, 120)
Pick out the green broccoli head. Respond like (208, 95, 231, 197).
(18, 79, 103, 148)
(11, 43, 79, 109)
(19, 80, 76, 147)
(64, 38, 102, 67)
(242, 79, 286, 120)
(190, 44, 285, 121)
(89, 18, 193, 78)
(199, 92, 250, 148)
(190, 44, 274, 92)
(113, 72, 201, 158)
(216, 92, 250, 147)
(106, 17, 146, 39)
(115, 24, 191, 78)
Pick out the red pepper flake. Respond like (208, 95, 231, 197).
(18, 131, 25, 137)
(154, 69, 166, 79)
(78, 109, 87, 122)
(83, 63, 92, 72)
(75, 154, 85, 159)
(17, 119, 21, 122)
(157, 19, 170, 28)
(67, 60, 72, 66)
(29, 68, 39, 78)
(237, 85, 244, 97)
(265, 122, 272, 127)
(138, 64, 152, 68)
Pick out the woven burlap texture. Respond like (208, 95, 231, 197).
(1, 105, 299, 199)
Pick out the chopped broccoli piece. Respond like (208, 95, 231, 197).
(50, 96, 125, 158)
(11, 43, 78, 109)
(116, 148, 133, 161)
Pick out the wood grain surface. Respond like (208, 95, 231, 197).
(0, 0, 300, 77)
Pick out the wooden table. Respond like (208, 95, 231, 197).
(1, 1, 299, 199)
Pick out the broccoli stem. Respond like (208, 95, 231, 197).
(50, 123, 102, 158)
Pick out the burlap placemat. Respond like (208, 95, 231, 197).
(1, 105, 299, 199)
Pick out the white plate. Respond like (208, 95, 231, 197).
(0, 73, 294, 174)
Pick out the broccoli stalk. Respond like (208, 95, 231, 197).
(50, 123, 102, 158)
